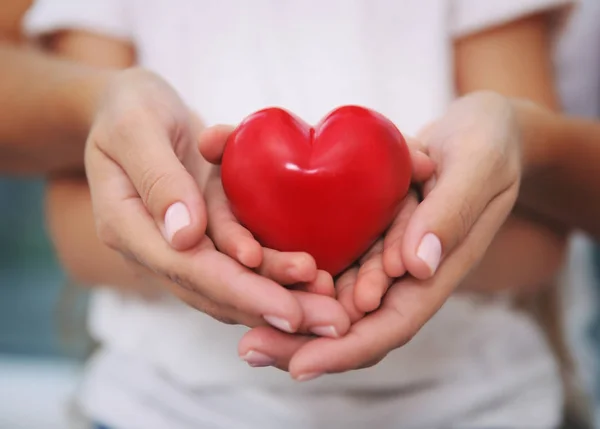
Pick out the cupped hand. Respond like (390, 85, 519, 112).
(239, 92, 526, 378)
(84, 68, 348, 336)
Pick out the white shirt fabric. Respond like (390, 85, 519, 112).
(25, 1, 571, 428)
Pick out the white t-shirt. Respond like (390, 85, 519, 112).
(25, 1, 571, 428)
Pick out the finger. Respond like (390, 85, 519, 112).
(401, 152, 517, 280)
(198, 124, 235, 164)
(382, 191, 420, 278)
(335, 267, 364, 323)
(205, 171, 263, 268)
(294, 269, 335, 297)
(93, 114, 208, 251)
(292, 291, 351, 338)
(354, 241, 392, 314)
(87, 154, 304, 332)
(407, 148, 435, 185)
(287, 189, 516, 378)
(238, 291, 354, 369)
(258, 248, 318, 285)
(238, 326, 312, 370)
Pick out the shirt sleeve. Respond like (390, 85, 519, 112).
(23, 0, 131, 41)
(450, 0, 576, 39)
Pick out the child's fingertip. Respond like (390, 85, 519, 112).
(291, 254, 318, 282)
(236, 242, 263, 268)
(353, 280, 381, 314)
(315, 270, 335, 296)
(383, 248, 405, 279)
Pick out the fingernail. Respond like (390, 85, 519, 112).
(296, 372, 323, 382)
(264, 315, 293, 333)
(241, 350, 275, 367)
(164, 202, 191, 244)
(310, 325, 339, 338)
(416, 233, 442, 275)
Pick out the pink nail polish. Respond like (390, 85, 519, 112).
(416, 233, 442, 275)
(264, 315, 293, 333)
(164, 202, 191, 244)
(310, 325, 339, 338)
(241, 350, 275, 367)
(296, 372, 323, 382)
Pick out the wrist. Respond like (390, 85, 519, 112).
(64, 67, 116, 139)
(512, 98, 560, 174)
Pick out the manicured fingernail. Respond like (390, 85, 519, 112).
(241, 350, 275, 367)
(310, 325, 339, 338)
(296, 372, 323, 382)
(416, 233, 442, 275)
(164, 202, 191, 244)
(264, 315, 293, 333)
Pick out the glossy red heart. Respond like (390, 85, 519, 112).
(221, 106, 412, 276)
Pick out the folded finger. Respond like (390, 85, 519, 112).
(354, 241, 392, 314)
(382, 191, 419, 278)
(335, 267, 364, 323)
(257, 248, 318, 285)
(294, 269, 336, 297)
(205, 171, 263, 268)
(238, 326, 312, 371)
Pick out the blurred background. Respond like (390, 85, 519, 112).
(0, 2, 90, 428)
(2, 0, 600, 428)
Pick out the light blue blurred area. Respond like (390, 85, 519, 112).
(0, 177, 91, 428)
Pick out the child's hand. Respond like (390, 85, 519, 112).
(236, 92, 526, 377)
(196, 125, 356, 348)
(203, 165, 334, 298)
(231, 140, 436, 375)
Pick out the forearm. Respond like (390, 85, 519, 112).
(0, 42, 111, 174)
(518, 101, 600, 240)
(46, 177, 162, 294)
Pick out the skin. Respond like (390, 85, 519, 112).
(235, 11, 569, 379)
(42, 32, 359, 335)
(0, 1, 592, 389)
(42, 9, 568, 380)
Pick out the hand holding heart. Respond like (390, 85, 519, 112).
(198, 107, 436, 373)
(200, 93, 524, 378)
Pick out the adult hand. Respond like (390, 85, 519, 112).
(237, 91, 525, 379)
(85, 68, 348, 337)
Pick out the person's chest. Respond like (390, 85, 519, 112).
(129, 0, 454, 135)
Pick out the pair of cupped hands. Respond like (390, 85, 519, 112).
(86, 69, 524, 381)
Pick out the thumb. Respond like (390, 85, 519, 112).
(396, 164, 512, 280)
(199, 125, 236, 165)
(97, 122, 208, 251)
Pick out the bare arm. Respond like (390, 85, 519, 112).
(517, 103, 600, 241)
(44, 31, 149, 291)
(0, 42, 112, 174)
(46, 178, 146, 288)
(452, 11, 567, 293)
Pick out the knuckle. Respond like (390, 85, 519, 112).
(193, 298, 237, 325)
(359, 260, 382, 279)
(139, 167, 180, 211)
(456, 201, 475, 241)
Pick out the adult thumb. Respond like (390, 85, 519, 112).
(97, 121, 208, 251)
(395, 165, 509, 280)
(198, 125, 236, 165)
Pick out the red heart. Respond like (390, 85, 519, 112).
(221, 106, 412, 276)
